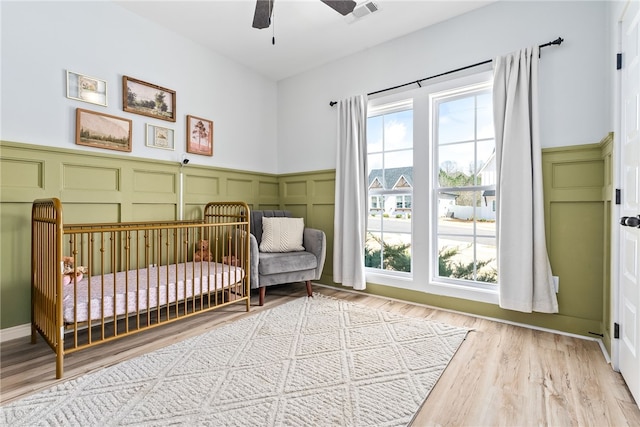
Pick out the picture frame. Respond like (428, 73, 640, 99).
(123, 76, 176, 122)
(66, 70, 107, 106)
(186, 115, 213, 156)
(76, 108, 132, 152)
(146, 123, 174, 150)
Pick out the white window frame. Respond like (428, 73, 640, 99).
(365, 67, 499, 305)
(365, 98, 413, 277)
(431, 82, 497, 291)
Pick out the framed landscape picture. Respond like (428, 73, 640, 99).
(66, 70, 107, 106)
(146, 124, 174, 150)
(186, 115, 213, 156)
(76, 108, 132, 152)
(123, 76, 176, 122)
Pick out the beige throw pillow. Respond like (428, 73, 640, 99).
(259, 217, 305, 252)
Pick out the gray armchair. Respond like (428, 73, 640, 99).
(249, 210, 326, 306)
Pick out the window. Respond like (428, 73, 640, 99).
(365, 101, 413, 273)
(396, 195, 412, 210)
(370, 195, 383, 211)
(363, 70, 498, 303)
(432, 83, 497, 286)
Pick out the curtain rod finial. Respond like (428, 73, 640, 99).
(330, 101, 337, 107)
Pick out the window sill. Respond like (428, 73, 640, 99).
(365, 271, 499, 305)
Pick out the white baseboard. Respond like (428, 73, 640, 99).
(0, 323, 31, 343)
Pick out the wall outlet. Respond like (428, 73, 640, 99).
(553, 276, 559, 293)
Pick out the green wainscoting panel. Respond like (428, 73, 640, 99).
(552, 161, 604, 189)
(227, 178, 253, 199)
(132, 204, 177, 222)
(186, 173, 220, 197)
(63, 203, 121, 224)
(63, 164, 120, 192)
(184, 203, 205, 220)
(182, 166, 279, 208)
(0, 154, 48, 202)
(258, 181, 279, 199)
(0, 203, 32, 328)
(0, 140, 613, 341)
(312, 178, 336, 204)
(541, 141, 610, 338)
(133, 169, 176, 194)
(0, 141, 277, 329)
(313, 203, 336, 284)
(1, 158, 43, 190)
(283, 180, 307, 197)
(284, 205, 308, 219)
(549, 201, 603, 320)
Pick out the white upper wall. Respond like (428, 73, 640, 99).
(1, 1, 610, 176)
(277, 1, 609, 174)
(0, 1, 279, 173)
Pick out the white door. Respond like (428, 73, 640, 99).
(618, 0, 640, 406)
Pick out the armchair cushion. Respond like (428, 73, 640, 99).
(258, 251, 317, 275)
(259, 217, 305, 252)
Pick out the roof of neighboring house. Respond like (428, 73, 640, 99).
(439, 192, 459, 200)
(368, 167, 413, 189)
(477, 150, 496, 175)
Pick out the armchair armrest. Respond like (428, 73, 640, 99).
(231, 229, 260, 289)
(249, 233, 260, 289)
(303, 228, 326, 280)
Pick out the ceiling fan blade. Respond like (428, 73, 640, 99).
(320, 0, 357, 16)
(252, 0, 273, 29)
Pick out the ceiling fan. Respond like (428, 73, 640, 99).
(252, 0, 357, 29)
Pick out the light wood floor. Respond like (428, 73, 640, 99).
(2, 284, 639, 426)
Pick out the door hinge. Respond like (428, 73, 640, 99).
(614, 322, 620, 339)
(617, 53, 622, 70)
(616, 188, 621, 205)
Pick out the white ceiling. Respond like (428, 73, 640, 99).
(115, 0, 496, 81)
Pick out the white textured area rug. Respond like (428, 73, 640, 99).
(1, 294, 469, 427)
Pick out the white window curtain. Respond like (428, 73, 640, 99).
(333, 95, 368, 290)
(493, 46, 558, 313)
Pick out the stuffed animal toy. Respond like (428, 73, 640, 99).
(62, 256, 87, 285)
(194, 239, 212, 262)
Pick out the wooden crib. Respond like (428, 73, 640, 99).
(31, 198, 251, 379)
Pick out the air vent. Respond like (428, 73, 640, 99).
(348, 1, 379, 22)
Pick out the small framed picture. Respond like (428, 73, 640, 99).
(66, 71, 107, 106)
(123, 76, 176, 122)
(146, 124, 174, 150)
(76, 108, 132, 152)
(186, 115, 213, 156)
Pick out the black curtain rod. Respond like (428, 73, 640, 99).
(329, 36, 564, 106)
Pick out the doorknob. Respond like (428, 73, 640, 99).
(620, 215, 640, 227)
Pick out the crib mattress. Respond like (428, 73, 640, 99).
(63, 262, 244, 323)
